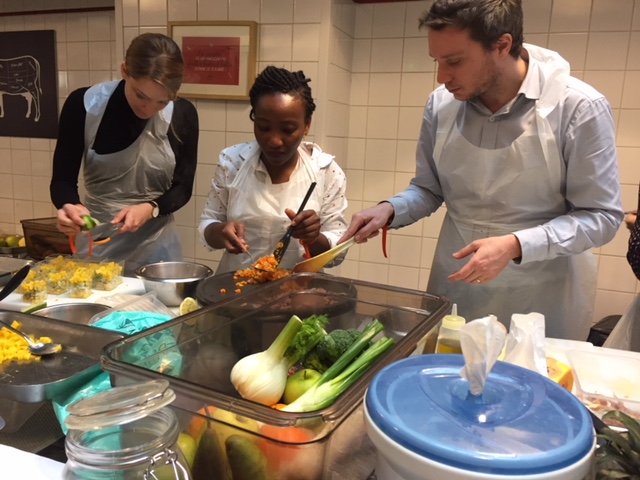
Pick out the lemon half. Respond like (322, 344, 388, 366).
(179, 297, 200, 315)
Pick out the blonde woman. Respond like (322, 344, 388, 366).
(51, 33, 198, 274)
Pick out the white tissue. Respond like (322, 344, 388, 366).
(459, 315, 507, 395)
(503, 312, 548, 377)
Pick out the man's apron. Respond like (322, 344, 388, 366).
(427, 47, 596, 340)
(216, 147, 322, 274)
(79, 80, 181, 275)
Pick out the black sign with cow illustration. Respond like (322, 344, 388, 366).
(0, 30, 58, 138)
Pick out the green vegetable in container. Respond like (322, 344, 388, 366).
(303, 328, 363, 373)
(283, 319, 395, 413)
(230, 314, 329, 406)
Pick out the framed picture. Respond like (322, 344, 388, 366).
(169, 21, 258, 101)
(0, 30, 59, 138)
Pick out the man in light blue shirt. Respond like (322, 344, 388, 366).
(341, 0, 623, 340)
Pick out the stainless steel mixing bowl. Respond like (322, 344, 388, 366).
(134, 261, 213, 307)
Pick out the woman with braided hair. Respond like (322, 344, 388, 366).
(199, 66, 348, 274)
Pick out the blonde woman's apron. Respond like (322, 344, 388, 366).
(216, 148, 322, 274)
(80, 80, 181, 274)
(427, 51, 595, 340)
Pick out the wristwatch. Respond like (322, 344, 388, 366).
(147, 200, 160, 218)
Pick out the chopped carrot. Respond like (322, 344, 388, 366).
(235, 288, 242, 294)
(220, 288, 226, 294)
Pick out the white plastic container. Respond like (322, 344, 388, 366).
(364, 355, 595, 480)
(567, 348, 640, 420)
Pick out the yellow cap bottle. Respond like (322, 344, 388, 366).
(435, 304, 466, 354)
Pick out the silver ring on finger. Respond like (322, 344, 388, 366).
(476, 278, 481, 284)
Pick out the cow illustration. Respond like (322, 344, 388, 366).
(0, 55, 42, 122)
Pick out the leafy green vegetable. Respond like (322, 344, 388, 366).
(284, 314, 329, 368)
(283, 319, 395, 412)
(595, 410, 640, 479)
(303, 328, 362, 373)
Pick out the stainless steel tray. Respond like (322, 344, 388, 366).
(0, 310, 124, 403)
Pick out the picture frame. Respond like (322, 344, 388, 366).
(169, 21, 258, 101)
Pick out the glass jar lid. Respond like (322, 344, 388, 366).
(365, 355, 593, 476)
(66, 379, 176, 431)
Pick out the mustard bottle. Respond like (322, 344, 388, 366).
(435, 304, 465, 354)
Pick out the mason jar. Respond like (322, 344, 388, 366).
(62, 379, 192, 480)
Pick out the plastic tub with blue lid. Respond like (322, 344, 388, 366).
(364, 355, 595, 480)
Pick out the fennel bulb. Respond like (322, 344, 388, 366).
(230, 315, 303, 406)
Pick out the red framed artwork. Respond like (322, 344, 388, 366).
(169, 21, 257, 100)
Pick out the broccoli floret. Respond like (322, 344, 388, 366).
(301, 349, 328, 373)
(303, 328, 362, 373)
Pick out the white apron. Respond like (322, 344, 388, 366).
(427, 46, 596, 341)
(215, 145, 322, 274)
(79, 80, 182, 275)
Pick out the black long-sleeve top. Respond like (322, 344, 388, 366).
(50, 80, 199, 216)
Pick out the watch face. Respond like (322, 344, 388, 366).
(149, 201, 159, 217)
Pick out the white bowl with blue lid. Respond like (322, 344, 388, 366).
(364, 354, 595, 480)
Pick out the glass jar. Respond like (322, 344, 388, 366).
(62, 379, 192, 480)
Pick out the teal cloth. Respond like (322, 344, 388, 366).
(53, 311, 181, 434)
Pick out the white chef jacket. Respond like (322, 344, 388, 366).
(198, 141, 348, 274)
(388, 44, 623, 340)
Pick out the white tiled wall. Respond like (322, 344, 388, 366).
(1, 0, 639, 326)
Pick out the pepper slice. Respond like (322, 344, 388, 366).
(382, 224, 388, 258)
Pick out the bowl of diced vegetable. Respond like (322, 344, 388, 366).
(101, 273, 451, 480)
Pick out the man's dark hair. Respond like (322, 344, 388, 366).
(249, 66, 316, 122)
(419, 0, 523, 59)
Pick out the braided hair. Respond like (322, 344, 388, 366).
(249, 66, 316, 122)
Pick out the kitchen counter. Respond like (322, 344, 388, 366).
(0, 444, 64, 479)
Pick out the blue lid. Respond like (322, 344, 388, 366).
(365, 355, 593, 476)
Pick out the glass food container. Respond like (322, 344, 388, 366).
(62, 379, 192, 480)
(101, 273, 452, 480)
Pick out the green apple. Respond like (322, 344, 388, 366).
(283, 368, 322, 404)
